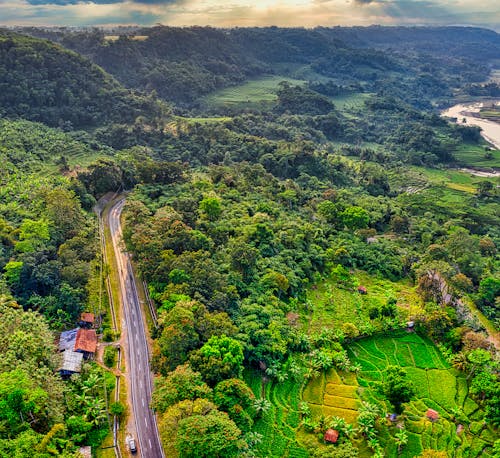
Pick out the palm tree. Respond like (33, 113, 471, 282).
(252, 398, 271, 418)
(394, 429, 408, 453)
(328, 416, 346, 431)
(343, 422, 357, 439)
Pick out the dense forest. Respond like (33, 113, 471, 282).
(0, 25, 498, 458)
(22, 26, 499, 107)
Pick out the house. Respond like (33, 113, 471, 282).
(59, 350, 83, 378)
(407, 321, 415, 332)
(324, 429, 339, 444)
(79, 312, 95, 328)
(426, 409, 439, 422)
(74, 329, 98, 359)
(58, 328, 78, 352)
(358, 285, 367, 295)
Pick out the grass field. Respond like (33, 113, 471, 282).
(202, 76, 305, 109)
(330, 93, 372, 111)
(303, 272, 420, 333)
(452, 143, 500, 168)
(412, 166, 499, 195)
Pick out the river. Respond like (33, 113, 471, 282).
(441, 101, 500, 150)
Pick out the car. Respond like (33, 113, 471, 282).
(127, 436, 137, 454)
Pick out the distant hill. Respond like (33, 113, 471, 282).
(20, 26, 500, 107)
(0, 31, 168, 128)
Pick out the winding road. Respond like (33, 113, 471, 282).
(107, 198, 164, 458)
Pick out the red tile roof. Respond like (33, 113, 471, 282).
(324, 429, 339, 443)
(75, 329, 97, 354)
(80, 312, 95, 323)
(426, 408, 439, 421)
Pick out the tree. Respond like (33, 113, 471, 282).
(109, 402, 125, 418)
(175, 410, 244, 457)
(189, 335, 244, 386)
(152, 365, 212, 413)
(382, 366, 415, 414)
(466, 348, 491, 380)
(394, 429, 408, 453)
(340, 206, 369, 230)
(199, 197, 222, 221)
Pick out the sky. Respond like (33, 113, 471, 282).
(0, 0, 498, 29)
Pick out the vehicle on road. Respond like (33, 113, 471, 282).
(127, 435, 137, 454)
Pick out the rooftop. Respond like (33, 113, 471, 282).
(75, 329, 98, 354)
(80, 312, 95, 324)
(60, 350, 83, 373)
(426, 408, 439, 421)
(324, 428, 339, 443)
(58, 328, 78, 352)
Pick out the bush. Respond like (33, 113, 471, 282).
(103, 346, 117, 368)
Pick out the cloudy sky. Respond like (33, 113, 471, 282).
(0, 0, 498, 29)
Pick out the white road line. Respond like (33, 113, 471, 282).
(142, 398, 145, 407)
(149, 439, 152, 449)
(145, 417, 148, 427)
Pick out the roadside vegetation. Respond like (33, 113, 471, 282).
(0, 25, 498, 458)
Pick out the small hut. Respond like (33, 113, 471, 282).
(324, 429, 339, 444)
(406, 321, 415, 332)
(426, 409, 439, 422)
(358, 285, 367, 295)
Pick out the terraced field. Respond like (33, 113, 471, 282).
(303, 368, 360, 425)
(245, 370, 309, 458)
(349, 334, 496, 457)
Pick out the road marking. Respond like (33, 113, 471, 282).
(145, 417, 148, 427)
(142, 398, 145, 407)
(149, 439, 152, 449)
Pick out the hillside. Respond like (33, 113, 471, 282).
(21, 26, 500, 107)
(0, 31, 168, 128)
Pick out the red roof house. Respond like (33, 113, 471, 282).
(426, 409, 439, 422)
(324, 429, 339, 444)
(74, 329, 97, 359)
(358, 286, 367, 294)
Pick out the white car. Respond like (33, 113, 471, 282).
(127, 435, 137, 454)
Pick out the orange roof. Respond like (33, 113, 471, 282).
(80, 312, 95, 323)
(75, 329, 97, 354)
(426, 408, 439, 420)
(324, 429, 339, 443)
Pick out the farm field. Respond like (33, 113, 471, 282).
(302, 333, 496, 457)
(452, 143, 500, 168)
(302, 272, 420, 333)
(202, 76, 305, 108)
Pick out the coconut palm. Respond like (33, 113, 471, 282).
(252, 398, 271, 418)
(394, 429, 408, 453)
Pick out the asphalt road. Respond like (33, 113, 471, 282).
(107, 198, 164, 458)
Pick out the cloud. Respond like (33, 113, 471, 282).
(0, 0, 498, 29)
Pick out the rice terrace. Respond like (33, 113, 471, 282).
(247, 332, 496, 458)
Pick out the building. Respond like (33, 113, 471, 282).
(58, 328, 78, 352)
(358, 285, 367, 295)
(74, 329, 98, 359)
(79, 312, 95, 328)
(59, 350, 83, 378)
(324, 429, 339, 444)
(426, 409, 439, 422)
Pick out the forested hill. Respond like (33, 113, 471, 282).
(20, 26, 500, 106)
(0, 31, 168, 128)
